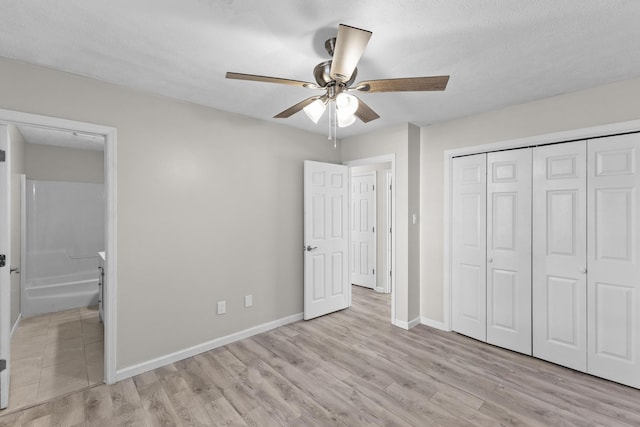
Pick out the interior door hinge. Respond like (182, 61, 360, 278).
(0, 359, 6, 372)
(373, 185, 375, 191)
(0, 254, 5, 267)
(373, 268, 375, 275)
(372, 226, 375, 232)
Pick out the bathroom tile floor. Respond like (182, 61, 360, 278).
(1, 305, 103, 413)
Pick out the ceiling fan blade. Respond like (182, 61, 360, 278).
(330, 24, 372, 83)
(226, 72, 319, 89)
(274, 96, 321, 119)
(356, 76, 449, 93)
(353, 96, 380, 123)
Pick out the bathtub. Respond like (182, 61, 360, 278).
(22, 269, 99, 318)
(23, 179, 105, 318)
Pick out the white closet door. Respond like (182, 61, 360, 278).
(587, 134, 640, 388)
(532, 141, 587, 371)
(486, 148, 532, 355)
(452, 154, 487, 341)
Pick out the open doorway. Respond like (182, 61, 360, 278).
(345, 155, 395, 323)
(0, 110, 116, 414)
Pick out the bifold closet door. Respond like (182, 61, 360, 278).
(452, 153, 487, 341)
(486, 148, 532, 355)
(532, 141, 587, 371)
(587, 134, 640, 389)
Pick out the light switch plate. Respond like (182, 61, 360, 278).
(245, 295, 253, 308)
(217, 300, 226, 315)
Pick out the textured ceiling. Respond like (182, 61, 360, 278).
(18, 125, 105, 151)
(2, 1, 640, 138)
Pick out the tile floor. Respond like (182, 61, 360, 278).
(2, 305, 103, 413)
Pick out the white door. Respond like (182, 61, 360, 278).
(350, 172, 376, 289)
(0, 125, 11, 408)
(304, 160, 350, 320)
(587, 134, 640, 388)
(532, 141, 587, 371)
(451, 153, 487, 341)
(486, 148, 532, 355)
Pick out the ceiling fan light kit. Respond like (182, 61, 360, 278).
(226, 23, 449, 137)
(303, 96, 328, 123)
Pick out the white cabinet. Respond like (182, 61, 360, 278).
(451, 133, 640, 388)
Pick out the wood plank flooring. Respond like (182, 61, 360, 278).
(2, 285, 640, 426)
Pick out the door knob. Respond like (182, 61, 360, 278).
(580, 267, 587, 274)
(305, 245, 318, 252)
(487, 257, 493, 263)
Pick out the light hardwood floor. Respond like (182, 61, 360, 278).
(2, 286, 640, 426)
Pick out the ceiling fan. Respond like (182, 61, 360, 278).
(226, 24, 449, 128)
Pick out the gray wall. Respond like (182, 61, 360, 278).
(8, 125, 25, 328)
(0, 57, 340, 370)
(26, 143, 104, 183)
(420, 75, 640, 323)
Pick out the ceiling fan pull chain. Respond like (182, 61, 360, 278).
(333, 101, 338, 149)
(328, 100, 332, 141)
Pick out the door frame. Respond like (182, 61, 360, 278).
(0, 109, 118, 385)
(0, 125, 11, 407)
(344, 154, 396, 324)
(384, 169, 392, 294)
(443, 118, 640, 332)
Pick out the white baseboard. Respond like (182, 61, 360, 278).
(420, 316, 447, 331)
(392, 316, 421, 330)
(116, 312, 303, 382)
(10, 313, 21, 338)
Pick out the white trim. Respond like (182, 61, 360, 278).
(443, 119, 640, 333)
(392, 316, 421, 330)
(420, 316, 446, 331)
(443, 152, 452, 332)
(0, 109, 118, 385)
(10, 313, 21, 338)
(0, 125, 10, 409)
(103, 129, 117, 385)
(343, 154, 397, 326)
(19, 175, 26, 321)
(116, 312, 304, 381)
(384, 170, 393, 294)
(444, 119, 640, 159)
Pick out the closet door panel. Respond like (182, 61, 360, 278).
(532, 141, 587, 372)
(588, 134, 640, 388)
(452, 154, 487, 341)
(486, 148, 532, 354)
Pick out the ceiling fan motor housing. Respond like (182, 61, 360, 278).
(313, 60, 357, 88)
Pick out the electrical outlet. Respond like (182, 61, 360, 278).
(217, 300, 226, 315)
(245, 294, 253, 308)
